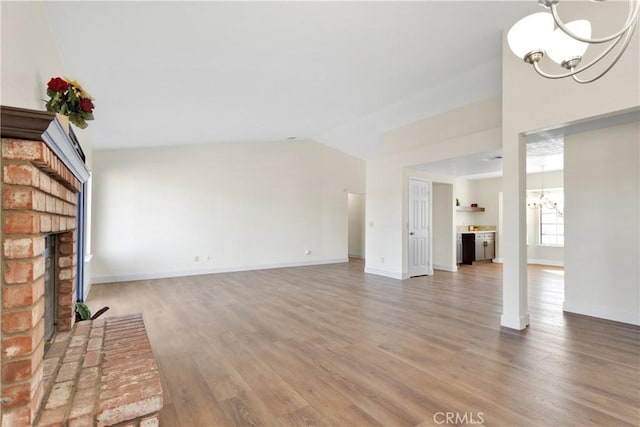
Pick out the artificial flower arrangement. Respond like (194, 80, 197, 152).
(45, 77, 95, 129)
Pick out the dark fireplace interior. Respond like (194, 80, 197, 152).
(44, 233, 58, 349)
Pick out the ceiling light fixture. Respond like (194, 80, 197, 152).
(507, 0, 639, 83)
(528, 166, 562, 215)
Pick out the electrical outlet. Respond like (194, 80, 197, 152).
(206, 255, 211, 262)
(195, 256, 200, 263)
(380, 257, 385, 264)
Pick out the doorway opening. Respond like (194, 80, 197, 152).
(347, 193, 365, 261)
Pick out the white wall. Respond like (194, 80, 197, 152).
(456, 177, 502, 261)
(366, 97, 501, 279)
(456, 177, 502, 228)
(91, 139, 365, 283)
(564, 121, 639, 325)
(1, 2, 65, 110)
(1, 2, 96, 300)
(433, 183, 455, 271)
(454, 178, 474, 227)
(501, 1, 639, 328)
(347, 193, 365, 258)
(0, 1, 95, 167)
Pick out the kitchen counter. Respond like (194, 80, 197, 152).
(458, 231, 496, 265)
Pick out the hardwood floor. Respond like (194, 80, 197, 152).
(86, 260, 640, 426)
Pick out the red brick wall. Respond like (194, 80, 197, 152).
(2, 138, 81, 425)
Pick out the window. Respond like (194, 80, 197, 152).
(539, 190, 563, 246)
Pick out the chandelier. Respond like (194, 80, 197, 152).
(528, 166, 562, 215)
(507, 0, 639, 83)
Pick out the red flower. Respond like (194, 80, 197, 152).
(79, 98, 94, 113)
(47, 77, 69, 92)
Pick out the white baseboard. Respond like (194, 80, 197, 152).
(83, 283, 92, 301)
(563, 300, 640, 326)
(493, 258, 564, 267)
(364, 267, 408, 280)
(528, 258, 564, 267)
(348, 253, 365, 259)
(434, 264, 458, 272)
(91, 258, 348, 285)
(500, 312, 530, 330)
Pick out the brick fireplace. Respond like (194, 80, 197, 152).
(1, 107, 88, 425)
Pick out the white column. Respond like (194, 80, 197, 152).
(501, 132, 529, 330)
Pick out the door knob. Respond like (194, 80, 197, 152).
(409, 232, 415, 235)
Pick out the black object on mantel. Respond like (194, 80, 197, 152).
(0, 105, 86, 163)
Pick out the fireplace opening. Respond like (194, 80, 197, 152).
(44, 233, 58, 350)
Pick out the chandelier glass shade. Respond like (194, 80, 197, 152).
(507, 0, 639, 83)
(527, 166, 562, 215)
(528, 192, 559, 211)
(545, 20, 591, 66)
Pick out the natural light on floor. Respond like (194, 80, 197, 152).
(543, 269, 565, 276)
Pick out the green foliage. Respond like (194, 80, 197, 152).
(44, 77, 95, 129)
(75, 302, 92, 320)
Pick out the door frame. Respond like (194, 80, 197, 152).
(347, 192, 366, 261)
(407, 177, 433, 277)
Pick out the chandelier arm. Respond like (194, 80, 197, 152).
(550, 0, 640, 44)
(571, 21, 638, 84)
(531, 33, 625, 79)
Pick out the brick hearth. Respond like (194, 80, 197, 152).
(36, 314, 162, 427)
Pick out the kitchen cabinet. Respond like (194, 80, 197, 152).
(461, 232, 495, 264)
(486, 239, 495, 260)
(475, 233, 495, 261)
(461, 234, 476, 265)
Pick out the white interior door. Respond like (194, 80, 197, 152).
(408, 178, 432, 277)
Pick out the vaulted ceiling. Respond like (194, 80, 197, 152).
(45, 1, 539, 159)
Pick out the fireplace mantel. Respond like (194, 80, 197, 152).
(1, 106, 90, 184)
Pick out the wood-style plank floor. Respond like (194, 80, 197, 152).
(86, 260, 640, 426)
